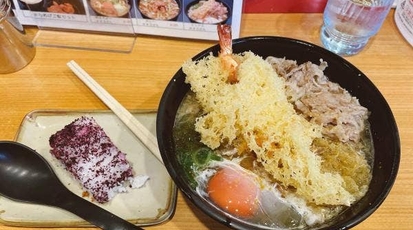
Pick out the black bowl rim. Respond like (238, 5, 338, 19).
(157, 36, 401, 230)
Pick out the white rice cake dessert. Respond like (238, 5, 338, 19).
(49, 116, 136, 203)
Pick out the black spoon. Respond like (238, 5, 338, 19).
(0, 141, 142, 230)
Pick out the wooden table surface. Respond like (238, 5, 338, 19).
(1, 10, 412, 230)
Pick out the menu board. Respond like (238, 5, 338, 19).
(12, 0, 242, 40)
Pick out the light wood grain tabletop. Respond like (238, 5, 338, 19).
(1, 10, 412, 230)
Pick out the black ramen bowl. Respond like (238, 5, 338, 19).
(156, 36, 400, 229)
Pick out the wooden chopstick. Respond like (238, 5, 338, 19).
(67, 60, 164, 164)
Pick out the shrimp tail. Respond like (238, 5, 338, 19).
(217, 24, 238, 84)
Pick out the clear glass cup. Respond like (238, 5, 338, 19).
(0, 0, 36, 74)
(320, 0, 395, 56)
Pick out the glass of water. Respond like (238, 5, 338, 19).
(0, 0, 36, 74)
(320, 0, 395, 56)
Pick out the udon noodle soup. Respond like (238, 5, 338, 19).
(173, 51, 373, 229)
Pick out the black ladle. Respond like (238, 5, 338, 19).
(0, 141, 142, 230)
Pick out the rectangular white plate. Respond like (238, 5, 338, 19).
(0, 110, 177, 227)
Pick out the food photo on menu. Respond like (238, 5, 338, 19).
(135, 0, 232, 24)
(16, 0, 228, 17)
(17, 0, 85, 14)
(11, 0, 241, 39)
(17, 0, 129, 17)
(88, 0, 131, 17)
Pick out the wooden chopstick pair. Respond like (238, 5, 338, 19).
(67, 60, 163, 164)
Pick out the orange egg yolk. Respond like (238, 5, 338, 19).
(207, 167, 259, 218)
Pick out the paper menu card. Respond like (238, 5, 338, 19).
(12, 0, 242, 40)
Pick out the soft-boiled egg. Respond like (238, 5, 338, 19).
(196, 160, 308, 228)
(207, 166, 260, 218)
